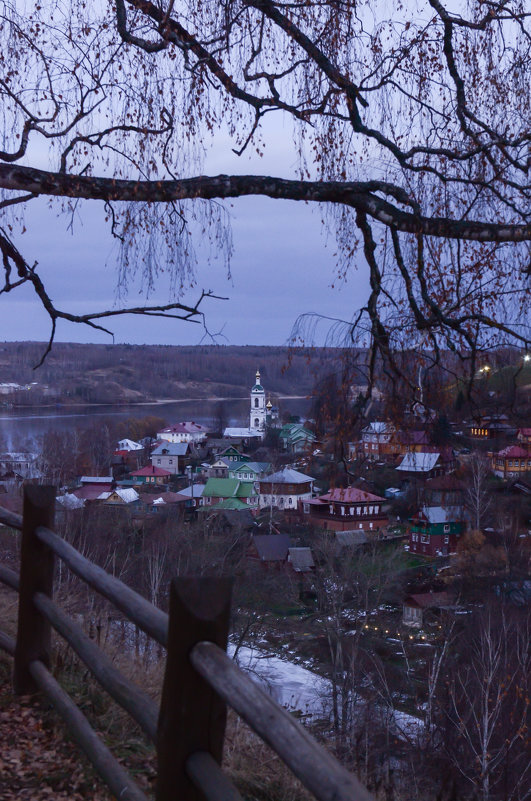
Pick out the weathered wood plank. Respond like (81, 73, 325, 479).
(34, 591, 158, 742)
(36, 525, 168, 646)
(0, 563, 19, 591)
(156, 577, 232, 801)
(14, 486, 56, 694)
(191, 641, 375, 801)
(186, 751, 244, 801)
(0, 629, 16, 656)
(29, 659, 149, 801)
(0, 506, 23, 531)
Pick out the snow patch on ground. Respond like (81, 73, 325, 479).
(228, 644, 330, 718)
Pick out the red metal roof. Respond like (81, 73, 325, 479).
(131, 465, 172, 477)
(320, 487, 385, 503)
(496, 445, 530, 458)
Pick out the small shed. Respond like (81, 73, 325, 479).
(402, 591, 452, 627)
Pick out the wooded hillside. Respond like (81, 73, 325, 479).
(0, 343, 354, 405)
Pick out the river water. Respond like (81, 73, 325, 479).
(0, 397, 311, 449)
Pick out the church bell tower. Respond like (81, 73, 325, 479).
(250, 370, 266, 431)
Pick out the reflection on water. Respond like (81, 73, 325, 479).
(0, 398, 311, 449)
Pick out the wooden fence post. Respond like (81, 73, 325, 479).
(14, 484, 56, 695)
(156, 576, 233, 801)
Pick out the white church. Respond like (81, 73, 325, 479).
(223, 370, 274, 441)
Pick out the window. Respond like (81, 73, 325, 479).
(350, 507, 354, 515)
(444, 535, 449, 544)
(254, 418, 259, 427)
(421, 534, 430, 543)
(157, 459, 161, 464)
(443, 524, 450, 533)
(341, 506, 345, 515)
(357, 506, 361, 515)
(255, 397, 259, 408)
(369, 505, 374, 515)
(374, 505, 379, 514)
(169, 459, 173, 465)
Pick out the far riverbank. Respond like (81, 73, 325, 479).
(0, 397, 312, 449)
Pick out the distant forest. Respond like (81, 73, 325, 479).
(0, 342, 358, 405)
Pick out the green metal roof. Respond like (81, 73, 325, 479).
(212, 498, 250, 510)
(202, 477, 257, 499)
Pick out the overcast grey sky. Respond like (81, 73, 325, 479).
(0, 107, 369, 348)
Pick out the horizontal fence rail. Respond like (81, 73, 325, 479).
(33, 591, 159, 743)
(0, 506, 22, 530)
(29, 659, 149, 801)
(191, 641, 374, 801)
(0, 485, 376, 801)
(36, 525, 169, 646)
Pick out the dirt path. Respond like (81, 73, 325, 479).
(0, 662, 113, 800)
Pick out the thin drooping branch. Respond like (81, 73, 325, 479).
(0, 228, 224, 367)
(0, 165, 529, 243)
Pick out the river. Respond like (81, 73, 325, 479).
(0, 397, 312, 449)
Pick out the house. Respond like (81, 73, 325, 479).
(409, 506, 465, 556)
(334, 530, 369, 551)
(208, 459, 230, 479)
(467, 415, 511, 440)
(357, 421, 397, 460)
(175, 484, 207, 507)
(150, 441, 190, 475)
(278, 423, 317, 453)
(201, 477, 258, 507)
(402, 592, 453, 627)
(216, 446, 250, 463)
(305, 487, 388, 535)
(96, 488, 141, 507)
(0, 451, 39, 480)
(396, 451, 445, 478)
(423, 474, 465, 508)
(116, 438, 143, 451)
(249, 534, 293, 566)
(517, 428, 531, 445)
(56, 493, 85, 511)
(112, 446, 144, 474)
(491, 445, 531, 478)
(287, 547, 315, 573)
(130, 465, 172, 485)
(143, 491, 189, 515)
(157, 421, 208, 444)
(73, 476, 114, 501)
(223, 427, 264, 443)
(397, 430, 430, 454)
(258, 468, 315, 511)
(228, 461, 271, 482)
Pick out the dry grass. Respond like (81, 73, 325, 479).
(1, 583, 319, 801)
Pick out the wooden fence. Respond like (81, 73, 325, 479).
(0, 485, 374, 801)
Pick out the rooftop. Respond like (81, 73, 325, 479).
(260, 467, 315, 485)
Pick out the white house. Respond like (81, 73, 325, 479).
(156, 421, 208, 444)
(116, 438, 143, 451)
(258, 467, 315, 510)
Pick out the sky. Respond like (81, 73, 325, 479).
(0, 118, 370, 349)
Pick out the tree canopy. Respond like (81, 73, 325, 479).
(0, 0, 529, 379)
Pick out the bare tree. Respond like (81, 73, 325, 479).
(444, 607, 531, 801)
(465, 452, 493, 531)
(0, 1, 529, 380)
